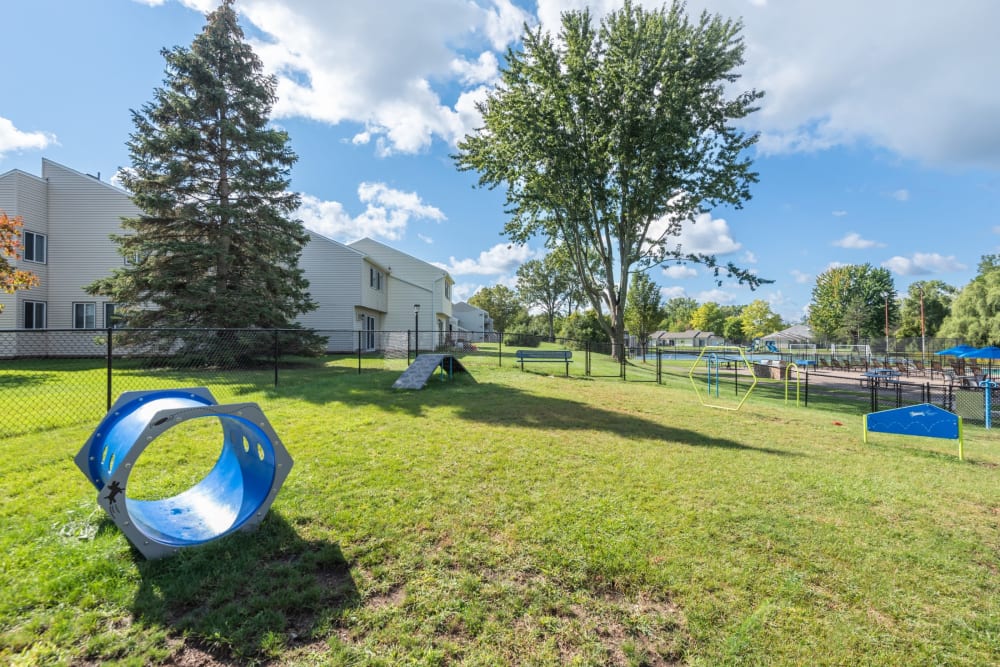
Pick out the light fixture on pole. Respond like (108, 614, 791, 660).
(414, 304, 420, 357)
(918, 285, 926, 366)
(883, 291, 891, 363)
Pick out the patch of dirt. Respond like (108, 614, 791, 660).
(161, 638, 238, 666)
(366, 584, 405, 609)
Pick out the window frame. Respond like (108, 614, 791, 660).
(23, 300, 46, 329)
(22, 231, 47, 264)
(104, 303, 118, 329)
(73, 302, 97, 330)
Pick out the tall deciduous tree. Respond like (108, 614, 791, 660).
(0, 211, 39, 312)
(739, 299, 782, 341)
(660, 297, 698, 331)
(808, 264, 897, 342)
(469, 284, 525, 334)
(456, 1, 765, 359)
(516, 253, 573, 340)
(896, 280, 955, 339)
(690, 302, 728, 335)
(624, 272, 662, 356)
(937, 256, 1000, 346)
(88, 0, 316, 355)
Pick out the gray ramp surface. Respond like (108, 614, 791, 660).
(393, 354, 468, 389)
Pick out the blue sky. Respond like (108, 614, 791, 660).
(3, 0, 999, 322)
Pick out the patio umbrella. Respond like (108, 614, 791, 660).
(959, 346, 1000, 429)
(934, 345, 977, 356)
(959, 345, 1000, 376)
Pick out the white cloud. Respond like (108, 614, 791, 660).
(660, 285, 687, 300)
(417, 233, 434, 244)
(790, 269, 811, 284)
(833, 232, 885, 249)
(450, 51, 500, 86)
(436, 242, 535, 276)
(832, 210, 848, 217)
(236, 0, 530, 154)
(646, 211, 742, 258)
(993, 225, 1000, 234)
(889, 189, 910, 202)
(452, 283, 480, 302)
(742, 250, 758, 264)
(297, 183, 445, 242)
(132, 0, 216, 11)
(0, 116, 57, 157)
(662, 264, 698, 279)
(722, 1, 1000, 167)
(882, 253, 967, 276)
(695, 288, 737, 304)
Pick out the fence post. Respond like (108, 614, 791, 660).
(408, 330, 412, 365)
(586, 342, 591, 376)
(106, 326, 113, 411)
(804, 370, 809, 407)
(357, 330, 362, 374)
(273, 330, 279, 387)
(498, 332, 503, 367)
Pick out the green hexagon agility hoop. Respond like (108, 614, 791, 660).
(74, 388, 293, 559)
(688, 345, 758, 411)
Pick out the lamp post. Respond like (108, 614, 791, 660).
(883, 291, 891, 363)
(918, 285, 926, 366)
(414, 304, 420, 357)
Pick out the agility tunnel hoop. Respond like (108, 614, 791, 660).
(74, 387, 293, 559)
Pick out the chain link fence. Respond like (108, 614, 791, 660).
(3, 329, 996, 438)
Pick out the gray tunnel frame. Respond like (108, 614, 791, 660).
(74, 387, 293, 559)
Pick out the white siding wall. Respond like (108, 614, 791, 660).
(0, 170, 49, 330)
(383, 276, 431, 333)
(43, 160, 139, 330)
(360, 259, 389, 314)
(297, 231, 364, 335)
(348, 237, 453, 328)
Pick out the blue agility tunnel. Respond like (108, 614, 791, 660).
(74, 388, 293, 559)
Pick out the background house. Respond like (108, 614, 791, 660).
(761, 324, 814, 349)
(655, 330, 721, 347)
(0, 160, 138, 332)
(347, 237, 454, 350)
(452, 301, 493, 342)
(1, 159, 454, 355)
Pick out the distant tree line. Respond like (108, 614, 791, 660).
(467, 253, 1000, 348)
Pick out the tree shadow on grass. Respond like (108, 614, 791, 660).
(269, 374, 794, 456)
(132, 513, 358, 664)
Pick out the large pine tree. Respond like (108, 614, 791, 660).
(89, 0, 316, 352)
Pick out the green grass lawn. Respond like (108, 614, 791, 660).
(1, 355, 998, 665)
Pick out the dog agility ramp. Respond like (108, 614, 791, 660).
(393, 354, 468, 389)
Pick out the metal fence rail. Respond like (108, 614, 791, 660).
(2, 329, 995, 439)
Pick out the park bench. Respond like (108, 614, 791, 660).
(515, 349, 572, 376)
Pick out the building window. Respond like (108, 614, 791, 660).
(369, 267, 382, 290)
(24, 301, 46, 329)
(73, 302, 96, 329)
(23, 231, 47, 263)
(445, 283, 451, 299)
(104, 303, 118, 329)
